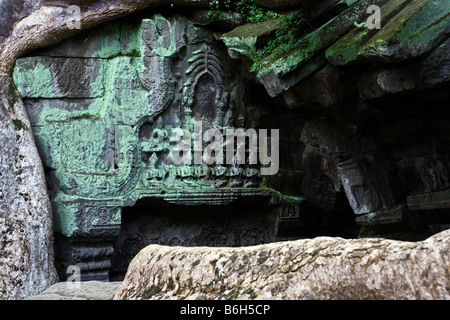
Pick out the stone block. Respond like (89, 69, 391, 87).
(326, 0, 411, 66)
(29, 23, 122, 58)
(355, 205, 404, 227)
(357, 38, 450, 99)
(13, 57, 105, 99)
(407, 190, 450, 211)
(253, 0, 391, 97)
(356, 0, 450, 63)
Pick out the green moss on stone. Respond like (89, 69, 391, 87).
(96, 23, 123, 58)
(222, 18, 283, 39)
(326, 0, 411, 65)
(358, 0, 449, 61)
(13, 60, 56, 98)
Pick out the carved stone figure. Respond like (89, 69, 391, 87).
(12, 14, 284, 281)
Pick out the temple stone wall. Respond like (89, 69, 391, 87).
(2, 0, 450, 298)
(13, 15, 309, 281)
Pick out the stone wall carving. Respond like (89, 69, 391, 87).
(13, 14, 302, 281)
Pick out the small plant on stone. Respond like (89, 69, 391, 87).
(208, 1, 305, 73)
(208, 0, 279, 23)
(357, 227, 377, 239)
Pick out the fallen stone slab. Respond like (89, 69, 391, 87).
(356, 0, 450, 63)
(356, 37, 450, 99)
(253, 0, 391, 97)
(407, 190, 450, 212)
(325, 0, 411, 66)
(24, 281, 122, 300)
(114, 229, 450, 300)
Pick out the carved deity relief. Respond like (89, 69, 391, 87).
(183, 45, 228, 127)
(13, 16, 273, 281)
(131, 17, 261, 191)
(13, 14, 264, 202)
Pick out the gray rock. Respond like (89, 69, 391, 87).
(357, 38, 450, 99)
(0, 75, 58, 300)
(407, 190, 450, 212)
(253, 0, 391, 97)
(25, 281, 122, 300)
(355, 205, 405, 227)
(0, 0, 217, 301)
(114, 229, 450, 300)
(1, 0, 450, 301)
(13, 57, 105, 99)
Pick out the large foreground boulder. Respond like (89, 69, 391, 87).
(114, 229, 450, 300)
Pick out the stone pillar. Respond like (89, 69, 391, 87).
(53, 201, 121, 281)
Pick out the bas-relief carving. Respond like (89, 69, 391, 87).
(25, 15, 261, 202)
(14, 15, 293, 280)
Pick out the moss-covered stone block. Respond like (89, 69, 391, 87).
(13, 14, 299, 281)
(326, 0, 411, 65)
(251, 0, 391, 97)
(221, 18, 284, 60)
(357, 0, 450, 62)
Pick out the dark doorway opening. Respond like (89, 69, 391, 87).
(109, 199, 278, 281)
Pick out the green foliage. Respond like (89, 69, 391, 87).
(208, 0, 279, 23)
(236, 0, 279, 23)
(357, 227, 377, 239)
(209, 1, 301, 73)
(251, 16, 298, 70)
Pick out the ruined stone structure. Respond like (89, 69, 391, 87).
(13, 15, 304, 281)
(1, 0, 450, 299)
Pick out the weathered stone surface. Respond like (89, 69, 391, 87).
(109, 199, 282, 280)
(28, 23, 123, 58)
(13, 14, 306, 283)
(25, 281, 122, 300)
(114, 229, 450, 300)
(357, 38, 450, 99)
(355, 205, 404, 227)
(220, 0, 450, 235)
(325, 0, 412, 66)
(0, 75, 58, 300)
(192, 10, 246, 29)
(0, 0, 38, 44)
(298, 119, 356, 212)
(329, 0, 450, 66)
(283, 63, 355, 108)
(2, 0, 450, 301)
(0, 0, 246, 301)
(253, 0, 391, 97)
(14, 57, 105, 99)
(356, 0, 450, 63)
(0, 1, 212, 75)
(221, 18, 284, 61)
(337, 152, 398, 216)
